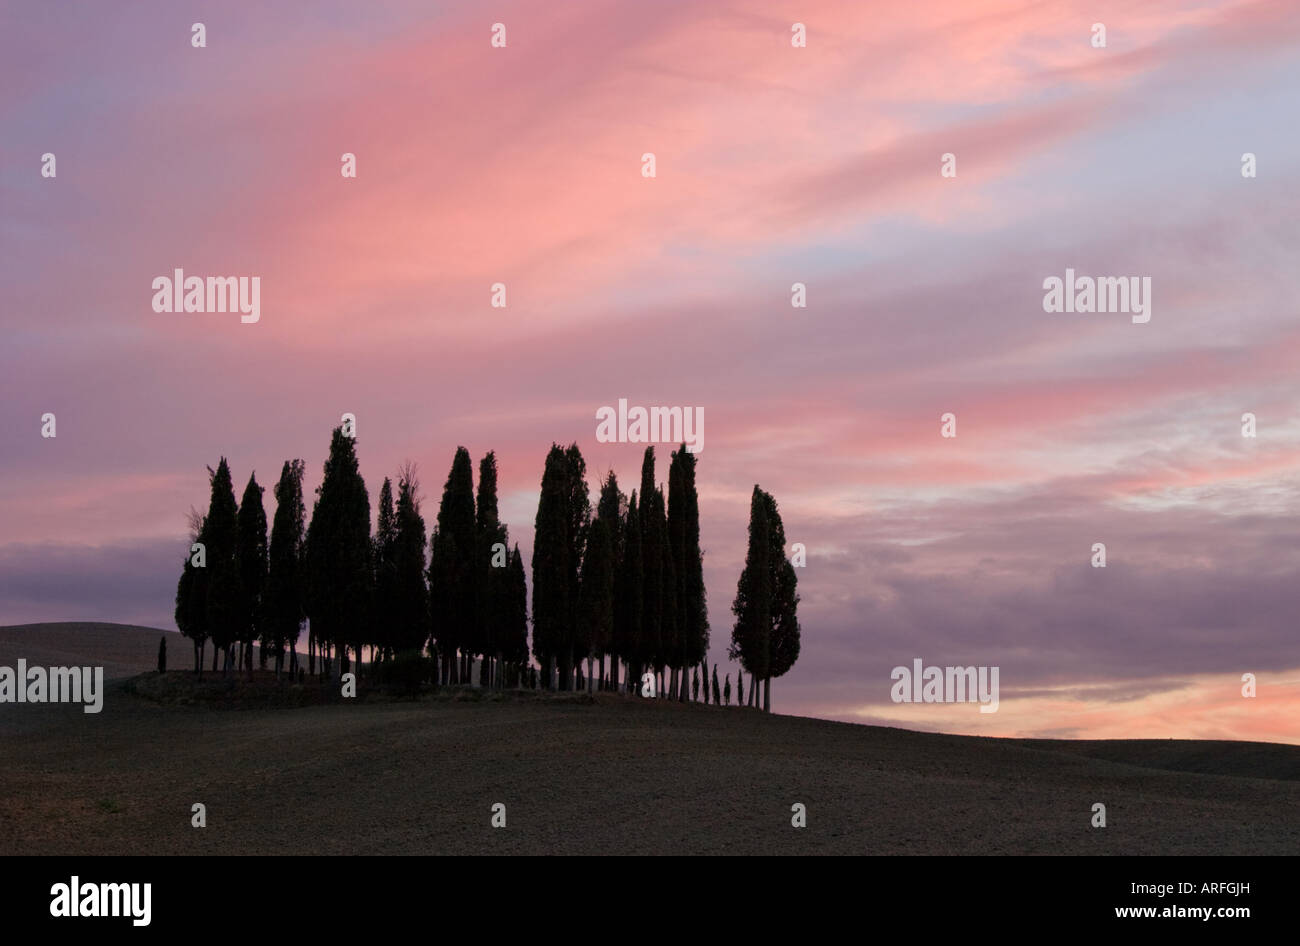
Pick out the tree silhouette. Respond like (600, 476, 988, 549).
(613, 491, 643, 692)
(391, 466, 429, 658)
(236, 472, 267, 677)
(263, 460, 306, 677)
(305, 429, 371, 679)
(577, 516, 614, 694)
(429, 447, 475, 684)
(669, 447, 709, 700)
(175, 507, 209, 676)
(595, 471, 625, 689)
(204, 458, 242, 675)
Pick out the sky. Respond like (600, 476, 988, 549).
(2, 0, 1299, 743)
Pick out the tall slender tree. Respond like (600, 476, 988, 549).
(391, 465, 429, 658)
(531, 445, 570, 689)
(729, 485, 798, 712)
(669, 447, 709, 700)
(372, 477, 399, 659)
(564, 444, 591, 690)
(577, 516, 614, 694)
(304, 428, 372, 679)
(595, 471, 625, 689)
(613, 491, 643, 692)
(475, 452, 509, 686)
(730, 488, 771, 700)
(504, 545, 529, 686)
(640, 481, 667, 694)
(175, 507, 209, 676)
(429, 447, 476, 684)
(236, 473, 267, 677)
(204, 458, 242, 675)
(758, 490, 800, 712)
(262, 460, 306, 677)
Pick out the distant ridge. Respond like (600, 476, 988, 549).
(0, 622, 173, 679)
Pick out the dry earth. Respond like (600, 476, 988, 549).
(2, 623, 1298, 855)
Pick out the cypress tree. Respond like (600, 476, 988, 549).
(711, 664, 720, 704)
(531, 445, 570, 688)
(640, 478, 665, 691)
(175, 507, 209, 676)
(305, 428, 372, 679)
(669, 447, 709, 693)
(391, 466, 429, 657)
(428, 448, 476, 684)
(730, 486, 772, 706)
(564, 444, 591, 690)
(476, 452, 508, 686)
(595, 471, 625, 690)
(724, 673, 731, 705)
(736, 668, 745, 707)
(613, 491, 643, 692)
(758, 490, 800, 712)
(505, 545, 529, 686)
(577, 517, 614, 694)
(237, 473, 268, 677)
(203, 458, 242, 675)
(658, 484, 681, 697)
(263, 460, 306, 677)
(373, 477, 398, 659)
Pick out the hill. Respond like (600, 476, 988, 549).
(1, 622, 1298, 855)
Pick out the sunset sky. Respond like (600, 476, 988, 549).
(3, 0, 1299, 743)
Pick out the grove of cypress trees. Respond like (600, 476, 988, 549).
(262, 459, 306, 677)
